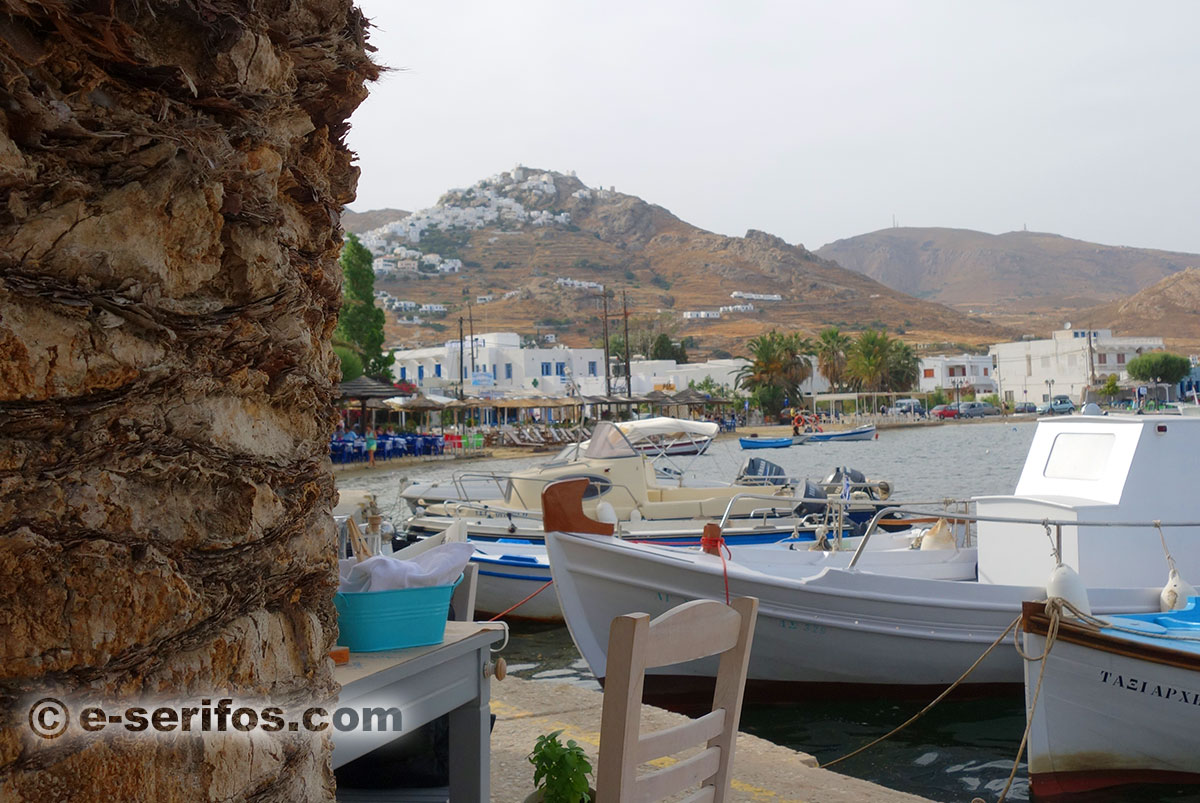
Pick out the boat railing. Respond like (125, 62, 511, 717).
(714, 486, 914, 529)
(848, 505, 1200, 570)
(445, 501, 545, 521)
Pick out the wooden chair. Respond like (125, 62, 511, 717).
(596, 596, 759, 803)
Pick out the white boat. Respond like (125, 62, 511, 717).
(399, 417, 718, 505)
(546, 414, 1200, 697)
(402, 421, 893, 544)
(806, 424, 876, 442)
(1021, 597, 1200, 797)
(467, 527, 976, 623)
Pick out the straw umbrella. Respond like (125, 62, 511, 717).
(338, 376, 400, 434)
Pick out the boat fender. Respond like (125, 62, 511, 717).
(1046, 563, 1092, 617)
(1160, 567, 1198, 612)
(877, 481, 891, 500)
(919, 518, 957, 551)
(595, 501, 618, 526)
(808, 525, 832, 551)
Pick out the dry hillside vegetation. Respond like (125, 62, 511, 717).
(372, 171, 1009, 355)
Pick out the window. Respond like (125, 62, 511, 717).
(983, 367, 989, 376)
(1044, 433, 1116, 481)
(541, 362, 552, 376)
(1097, 353, 1107, 365)
(399, 366, 407, 381)
(555, 362, 566, 376)
(417, 365, 424, 380)
(505, 363, 513, 380)
(923, 368, 934, 378)
(588, 361, 598, 376)
(434, 363, 442, 378)
(1117, 353, 1126, 365)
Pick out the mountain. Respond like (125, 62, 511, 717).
(342, 207, 409, 234)
(816, 227, 1200, 313)
(358, 169, 1009, 356)
(1076, 268, 1200, 350)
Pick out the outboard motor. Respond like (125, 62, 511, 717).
(822, 466, 877, 499)
(736, 457, 788, 486)
(792, 478, 829, 517)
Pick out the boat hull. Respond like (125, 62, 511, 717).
(807, 425, 876, 442)
(1023, 605, 1200, 797)
(739, 437, 795, 450)
(545, 531, 1160, 698)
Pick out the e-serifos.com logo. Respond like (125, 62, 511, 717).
(27, 697, 401, 740)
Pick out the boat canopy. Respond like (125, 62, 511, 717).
(583, 422, 640, 459)
(616, 417, 719, 440)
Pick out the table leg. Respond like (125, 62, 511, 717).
(448, 647, 491, 802)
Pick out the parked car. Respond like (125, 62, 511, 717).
(1037, 398, 1076, 415)
(889, 399, 926, 417)
(1013, 402, 1037, 414)
(958, 401, 999, 418)
(931, 403, 960, 419)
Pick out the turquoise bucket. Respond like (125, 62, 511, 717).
(334, 575, 461, 652)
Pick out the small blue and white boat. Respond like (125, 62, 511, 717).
(739, 434, 809, 450)
(807, 424, 876, 442)
(1022, 596, 1200, 797)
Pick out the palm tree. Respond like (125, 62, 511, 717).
(815, 327, 851, 391)
(845, 329, 894, 391)
(884, 340, 920, 392)
(2, 2, 376, 796)
(736, 331, 813, 415)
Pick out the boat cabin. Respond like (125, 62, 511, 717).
(975, 415, 1200, 588)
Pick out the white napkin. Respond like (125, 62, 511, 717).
(338, 542, 476, 593)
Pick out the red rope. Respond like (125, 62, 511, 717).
(486, 579, 554, 622)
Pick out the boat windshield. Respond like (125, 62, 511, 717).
(583, 422, 638, 459)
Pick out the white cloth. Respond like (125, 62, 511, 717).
(338, 542, 476, 592)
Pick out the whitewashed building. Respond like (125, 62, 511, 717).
(989, 328, 1165, 405)
(918, 354, 998, 395)
(730, 291, 782, 302)
(390, 332, 604, 395)
(418, 303, 448, 314)
(681, 310, 721, 320)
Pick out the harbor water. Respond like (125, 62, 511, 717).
(340, 420, 1199, 803)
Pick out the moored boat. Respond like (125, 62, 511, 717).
(739, 435, 808, 449)
(546, 414, 1200, 698)
(1021, 597, 1200, 798)
(807, 424, 876, 442)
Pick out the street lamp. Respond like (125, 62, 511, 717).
(1045, 378, 1055, 403)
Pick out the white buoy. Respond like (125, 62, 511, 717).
(628, 508, 643, 523)
(595, 502, 618, 525)
(1047, 563, 1092, 617)
(1160, 567, 1197, 612)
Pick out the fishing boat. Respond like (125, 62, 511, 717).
(807, 424, 876, 442)
(739, 434, 809, 449)
(546, 414, 1200, 697)
(401, 422, 890, 543)
(399, 417, 717, 505)
(1021, 597, 1200, 797)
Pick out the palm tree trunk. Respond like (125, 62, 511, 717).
(0, 2, 376, 798)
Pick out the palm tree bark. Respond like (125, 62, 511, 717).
(0, 2, 376, 799)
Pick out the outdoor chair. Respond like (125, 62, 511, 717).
(596, 596, 759, 803)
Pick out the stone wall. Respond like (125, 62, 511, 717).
(0, 1, 376, 798)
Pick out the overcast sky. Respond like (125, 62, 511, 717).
(346, 1, 1200, 254)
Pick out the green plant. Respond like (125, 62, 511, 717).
(528, 730, 593, 803)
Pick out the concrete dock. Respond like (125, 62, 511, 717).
(489, 676, 932, 802)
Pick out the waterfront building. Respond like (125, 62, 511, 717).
(989, 328, 1165, 405)
(918, 354, 997, 396)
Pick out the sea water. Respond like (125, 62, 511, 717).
(340, 420, 1197, 803)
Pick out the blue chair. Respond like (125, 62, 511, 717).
(330, 441, 346, 464)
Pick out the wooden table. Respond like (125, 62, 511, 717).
(333, 622, 506, 802)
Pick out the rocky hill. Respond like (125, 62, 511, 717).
(816, 227, 1200, 313)
(342, 207, 408, 234)
(1075, 268, 1200, 352)
(359, 169, 1009, 356)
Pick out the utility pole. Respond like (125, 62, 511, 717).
(622, 289, 632, 399)
(457, 316, 465, 400)
(601, 292, 612, 397)
(1086, 329, 1096, 387)
(468, 303, 476, 374)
